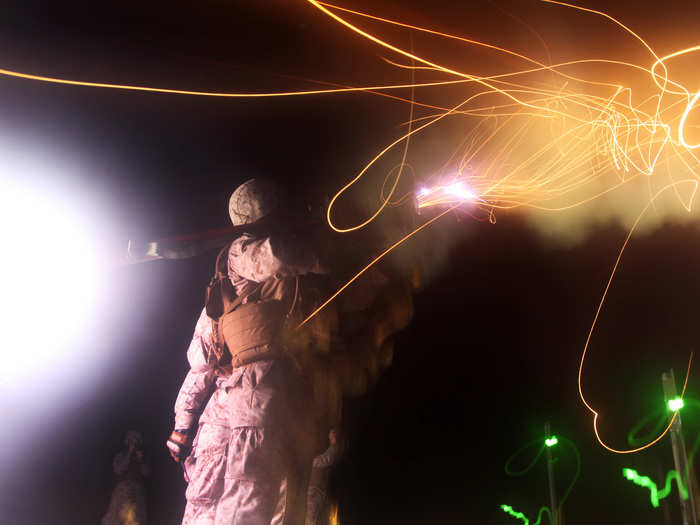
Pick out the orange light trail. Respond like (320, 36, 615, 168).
(4, 0, 700, 452)
(307, 0, 700, 239)
(305, 0, 700, 453)
(297, 205, 459, 329)
(576, 180, 696, 453)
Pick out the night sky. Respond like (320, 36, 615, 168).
(2, 1, 700, 524)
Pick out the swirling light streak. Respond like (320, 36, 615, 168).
(622, 468, 688, 508)
(300, 1, 700, 452)
(297, 205, 459, 329)
(500, 504, 552, 525)
(502, 434, 581, 524)
(304, 0, 700, 228)
(573, 182, 696, 454)
(625, 398, 700, 509)
(680, 91, 700, 150)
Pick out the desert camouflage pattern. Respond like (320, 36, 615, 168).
(305, 443, 338, 525)
(181, 422, 229, 525)
(311, 442, 337, 471)
(174, 234, 323, 525)
(101, 447, 149, 525)
(227, 233, 325, 287)
(228, 179, 279, 226)
(174, 217, 416, 525)
(175, 308, 231, 524)
(214, 359, 291, 525)
(305, 487, 328, 525)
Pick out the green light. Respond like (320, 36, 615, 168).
(501, 505, 529, 525)
(503, 434, 580, 525)
(668, 397, 684, 411)
(500, 504, 552, 525)
(622, 468, 688, 507)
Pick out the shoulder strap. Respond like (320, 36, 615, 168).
(205, 242, 238, 319)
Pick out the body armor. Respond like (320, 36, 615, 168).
(205, 242, 299, 370)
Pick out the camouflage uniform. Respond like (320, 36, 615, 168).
(175, 310, 229, 525)
(174, 231, 324, 525)
(101, 433, 149, 525)
(173, 179, 415, 525)
(305, 443, 338, 525)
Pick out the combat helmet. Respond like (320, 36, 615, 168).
(229, 178, 279, 226)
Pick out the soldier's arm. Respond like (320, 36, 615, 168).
(311, 443, 338, 469)
(186, 308, 220, 373)
(229, 233, 325, 283)
(174, 308, 219, 428)
(173, 368, 217, 431)
(169, 309, 218, 461)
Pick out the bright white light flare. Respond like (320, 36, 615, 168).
(416, 180, 478, 208)
(0, 180, 99, 389)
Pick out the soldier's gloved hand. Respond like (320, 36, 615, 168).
(167, 429, 192, 463)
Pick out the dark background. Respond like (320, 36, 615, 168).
(2, 1, 700, 523)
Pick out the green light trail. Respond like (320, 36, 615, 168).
(504, 440, 544, 477)
(625, 397, 700, 510)
(621, 468, 688, 507)
(628, 398, 700, 448)
(502, 433, 580, 525)
(500, 504, 552, 525)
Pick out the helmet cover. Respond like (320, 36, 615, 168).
(229, 178, 279, 226)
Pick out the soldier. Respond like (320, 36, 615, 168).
(169, 314, 230, 525)
(102, 430, 150, 525)
(168, 178, 326, 525)
(306, 429, 339, 525)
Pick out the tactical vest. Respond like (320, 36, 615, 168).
(205, 242, 299, 371)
